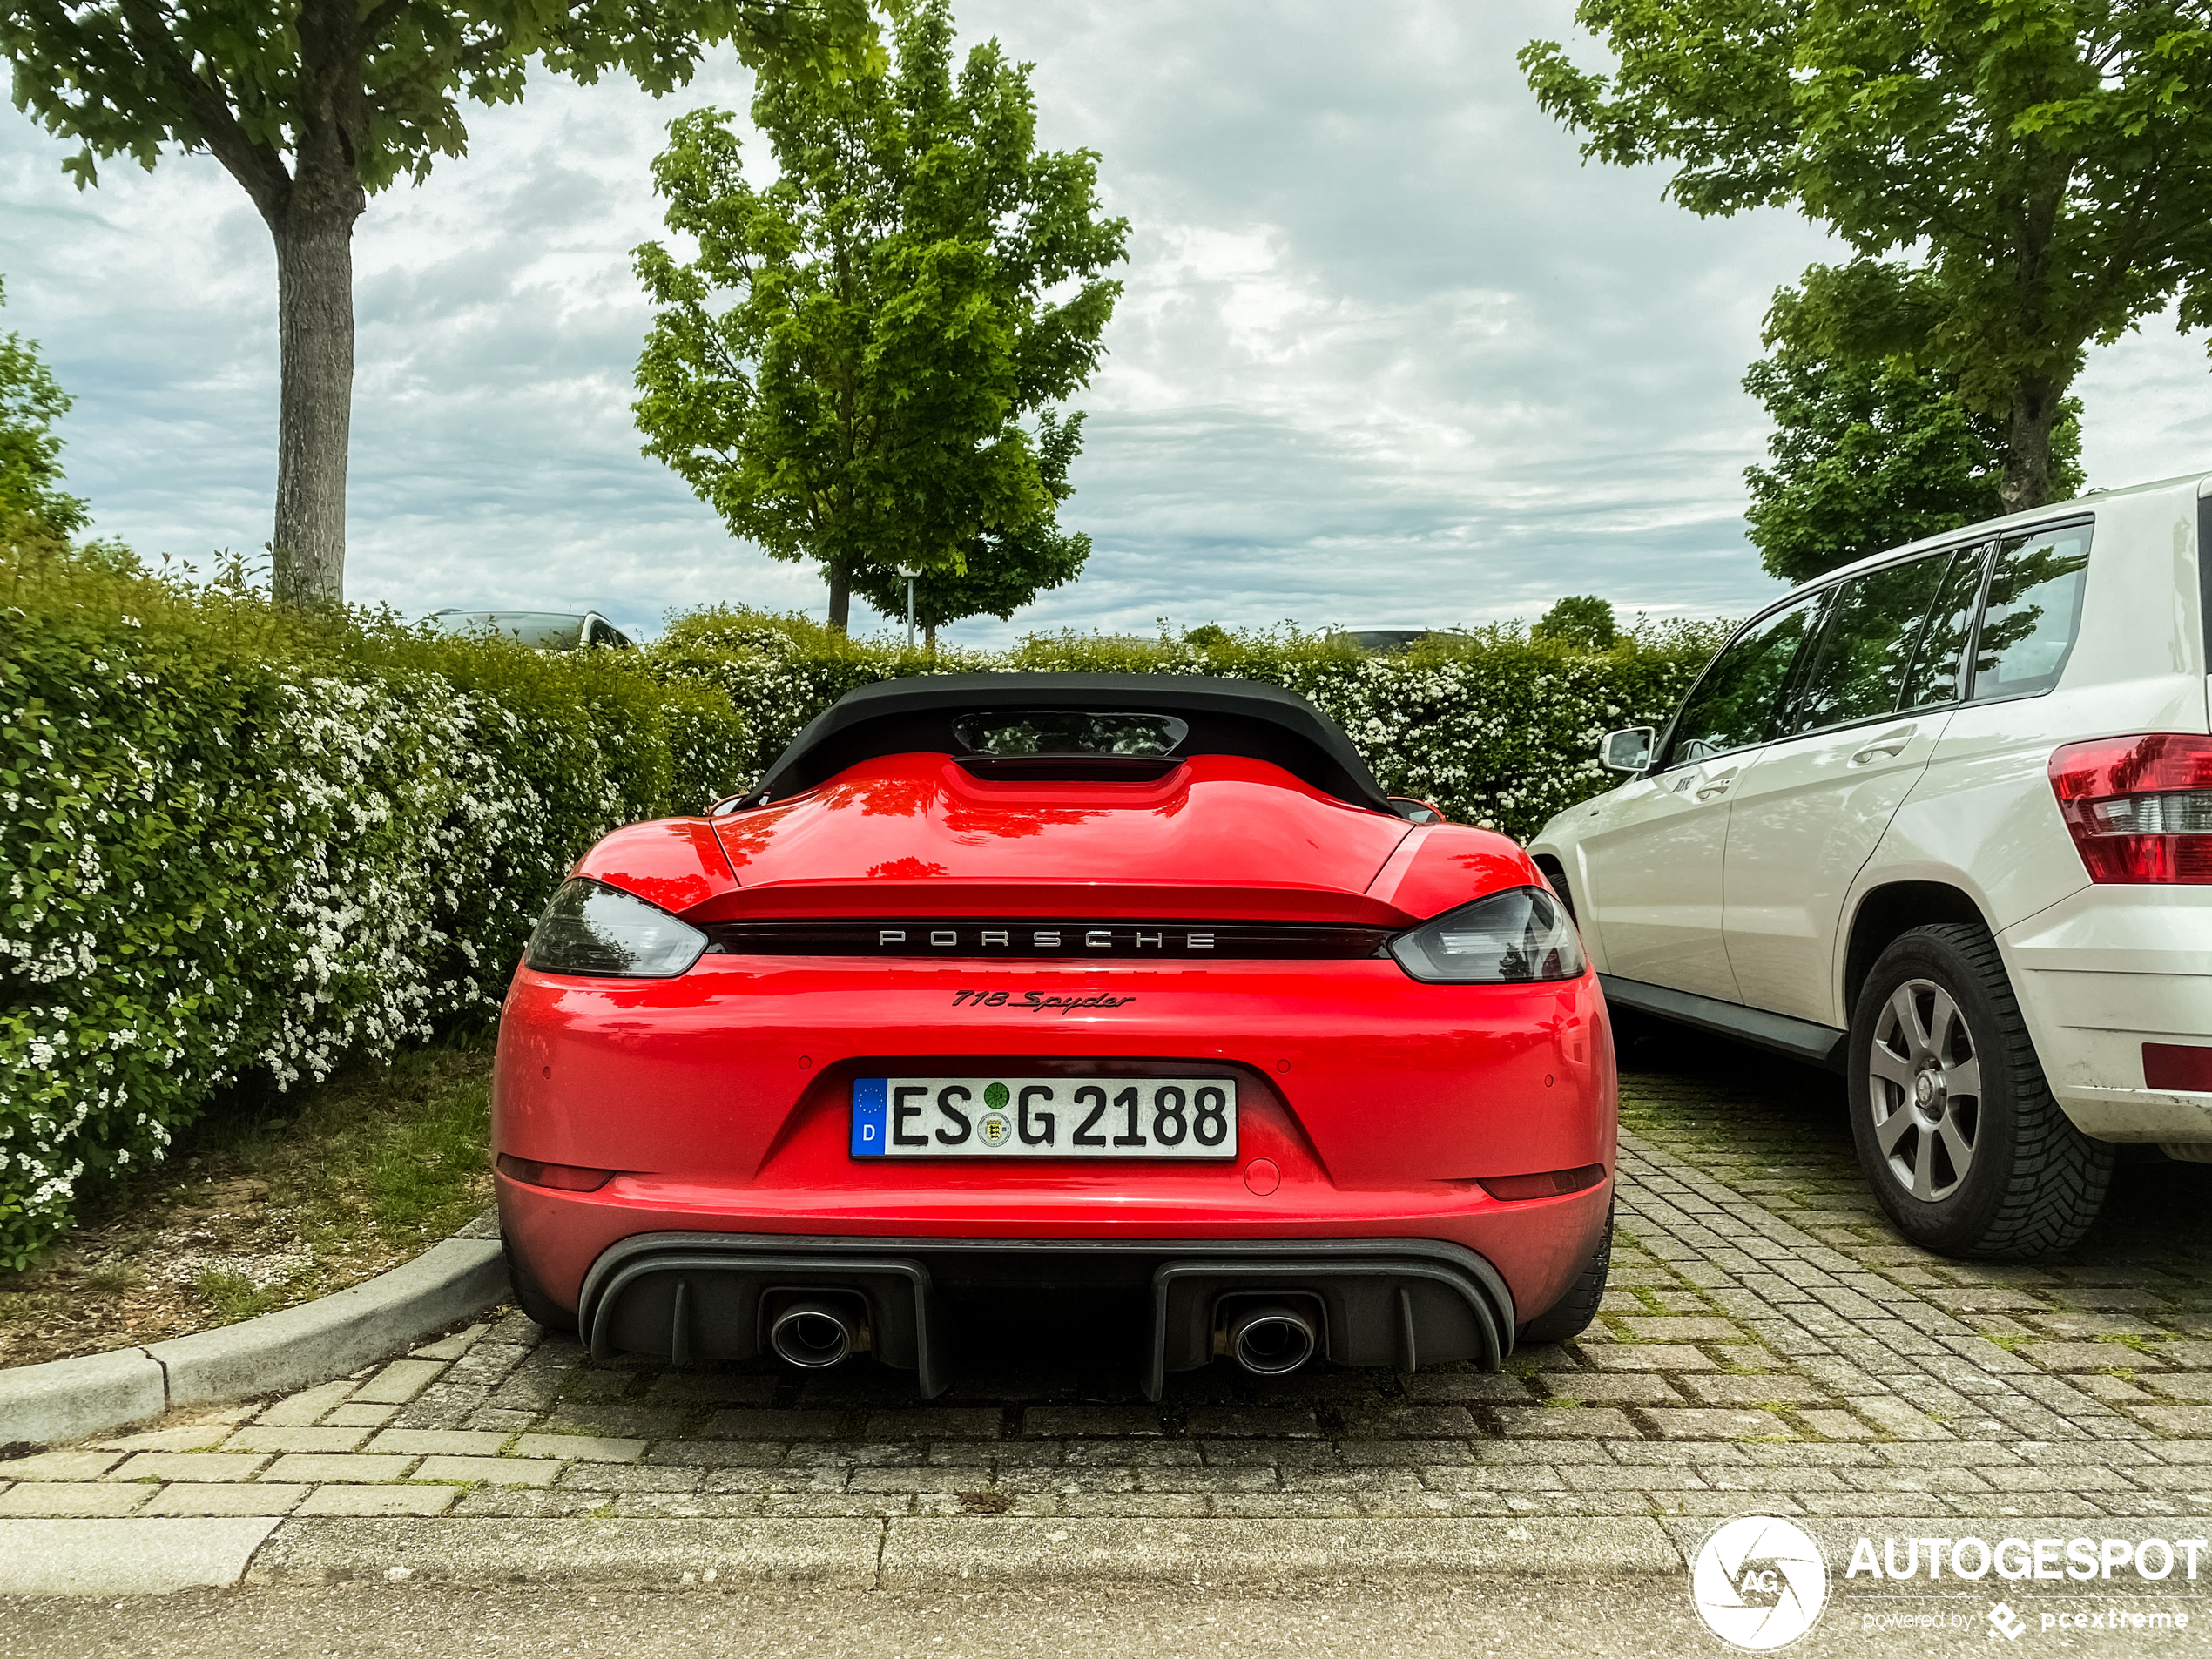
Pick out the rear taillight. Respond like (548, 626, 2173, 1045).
(2048, 734, 2212, 884)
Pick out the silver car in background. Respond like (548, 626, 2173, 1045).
(429, 610, 637, 651)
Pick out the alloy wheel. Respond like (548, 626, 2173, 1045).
(1866, 977, 1983, 1202)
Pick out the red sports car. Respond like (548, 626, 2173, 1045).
(493, 675, 1616, 1397)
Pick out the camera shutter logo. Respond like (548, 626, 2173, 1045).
(1689, 1514, 1829, 1650)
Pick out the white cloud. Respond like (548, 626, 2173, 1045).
(2, 0, 2207, 647)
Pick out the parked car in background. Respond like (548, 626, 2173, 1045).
(429, 610, 636, 651)
(1531, 471, 2212, 1259)
(494, 674, 1616, 1395)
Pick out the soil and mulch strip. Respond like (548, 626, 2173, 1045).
(0, 1041, 493, 1370)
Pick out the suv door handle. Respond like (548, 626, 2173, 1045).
(1693, 774, 1735, 802)
(1850, 725, 1917, 765)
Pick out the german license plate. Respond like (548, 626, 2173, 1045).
(850, 1076, 1238, 1159)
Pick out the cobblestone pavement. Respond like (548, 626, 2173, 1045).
(10, 1049, 2212, 1526)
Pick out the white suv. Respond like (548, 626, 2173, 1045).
(1531, 470, 2212, 1258)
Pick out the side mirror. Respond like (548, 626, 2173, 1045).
(1601, 726, 1654, 773)
(1388, 796, 1446, 824)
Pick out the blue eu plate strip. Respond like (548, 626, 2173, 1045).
(851, 1078, 887, 1157)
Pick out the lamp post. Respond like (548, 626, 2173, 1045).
(895, 563, 921, 651)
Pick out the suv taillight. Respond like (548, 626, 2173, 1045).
(2048, 734, 2212, 884)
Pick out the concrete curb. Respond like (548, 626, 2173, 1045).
(152, 1236, 508, 1411)
(878, 1515, 1687, 1585)
(0, 1346, 165, 1448)
(0, 1219, 505, 1450)
(18, 1514, 2207, 1597)
(0, 1518, 280, 1596)
(252, 1516, 888, 1589)
(245, 1515, 1689, 1590)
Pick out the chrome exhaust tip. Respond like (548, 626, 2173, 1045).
(1228, 1304, 1318, 1376)
(769, 1300, 857, 1368)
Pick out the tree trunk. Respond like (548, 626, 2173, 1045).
(925, 620, 937, 653)
(1999, 381, 2065, 516)
(268, 202, 358, 607)
(827, 561, 851, 632)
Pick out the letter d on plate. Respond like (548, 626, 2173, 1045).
(851, 1078, 887, 1157)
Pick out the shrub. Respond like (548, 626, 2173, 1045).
(0, 548, 745, 1264)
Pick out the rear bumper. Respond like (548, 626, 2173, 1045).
(2001, 887, 2212, 1141)
(496, 1171, 1611, 1354)
(572, 1230, 1518, 1399)
(492, 954, 1618, 1325)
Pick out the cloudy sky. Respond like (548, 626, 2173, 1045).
(3, 0, 2209, 646)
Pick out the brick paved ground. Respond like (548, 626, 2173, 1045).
(10, 1044, 2212, 1525)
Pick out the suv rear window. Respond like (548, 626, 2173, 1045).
(1971, 523, 2093, 700)
(1898, 543, 1989, 711)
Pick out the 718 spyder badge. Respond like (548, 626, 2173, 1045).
(951, 989, 1136, 1015)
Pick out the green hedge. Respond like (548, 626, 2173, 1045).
(0, 551, 749, 1265)
(652, 607, 1730, 839)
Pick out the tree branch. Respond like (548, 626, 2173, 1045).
(112, 0, 293, 219)
(355, 0, 415, 45)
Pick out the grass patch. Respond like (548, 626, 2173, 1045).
(78, 1264, 140, 1298)
(193, 1268, 289, 1323)
(170, 1042, 493, 1255)
(0, 1039, 494, 1366)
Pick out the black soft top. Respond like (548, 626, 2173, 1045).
(757, 673, 1397, 813)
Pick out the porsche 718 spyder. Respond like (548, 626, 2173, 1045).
(493, 674, 1617, 1396)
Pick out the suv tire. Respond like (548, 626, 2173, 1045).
(1519, 1204, 1612, 1344)
(1847, 923, 2114, 1258)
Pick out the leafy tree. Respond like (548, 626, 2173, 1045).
(1521, 2, 2212, 514)
(0, 0, 882, 606)
(0, 277, 88, 542)
(1532, 594, 1617, 650)
(1744, 295, 2085, 586)
(632, 0, 1126, 631)
(846, 410, 1089, 646)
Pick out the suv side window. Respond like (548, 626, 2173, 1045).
(1662, 594, 1821, 767)
(1782, 550, 1954, 735)
(1898, 543, 1989, 711)
(1970, 523, 2093, 700)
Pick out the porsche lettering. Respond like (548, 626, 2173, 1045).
(878, 927, 1213, 951)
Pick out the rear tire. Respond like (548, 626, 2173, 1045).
(1518, 1205, 1611, 1345)
(503, 1235, 578, 1333)
(1847, 922, 2114, 1258)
